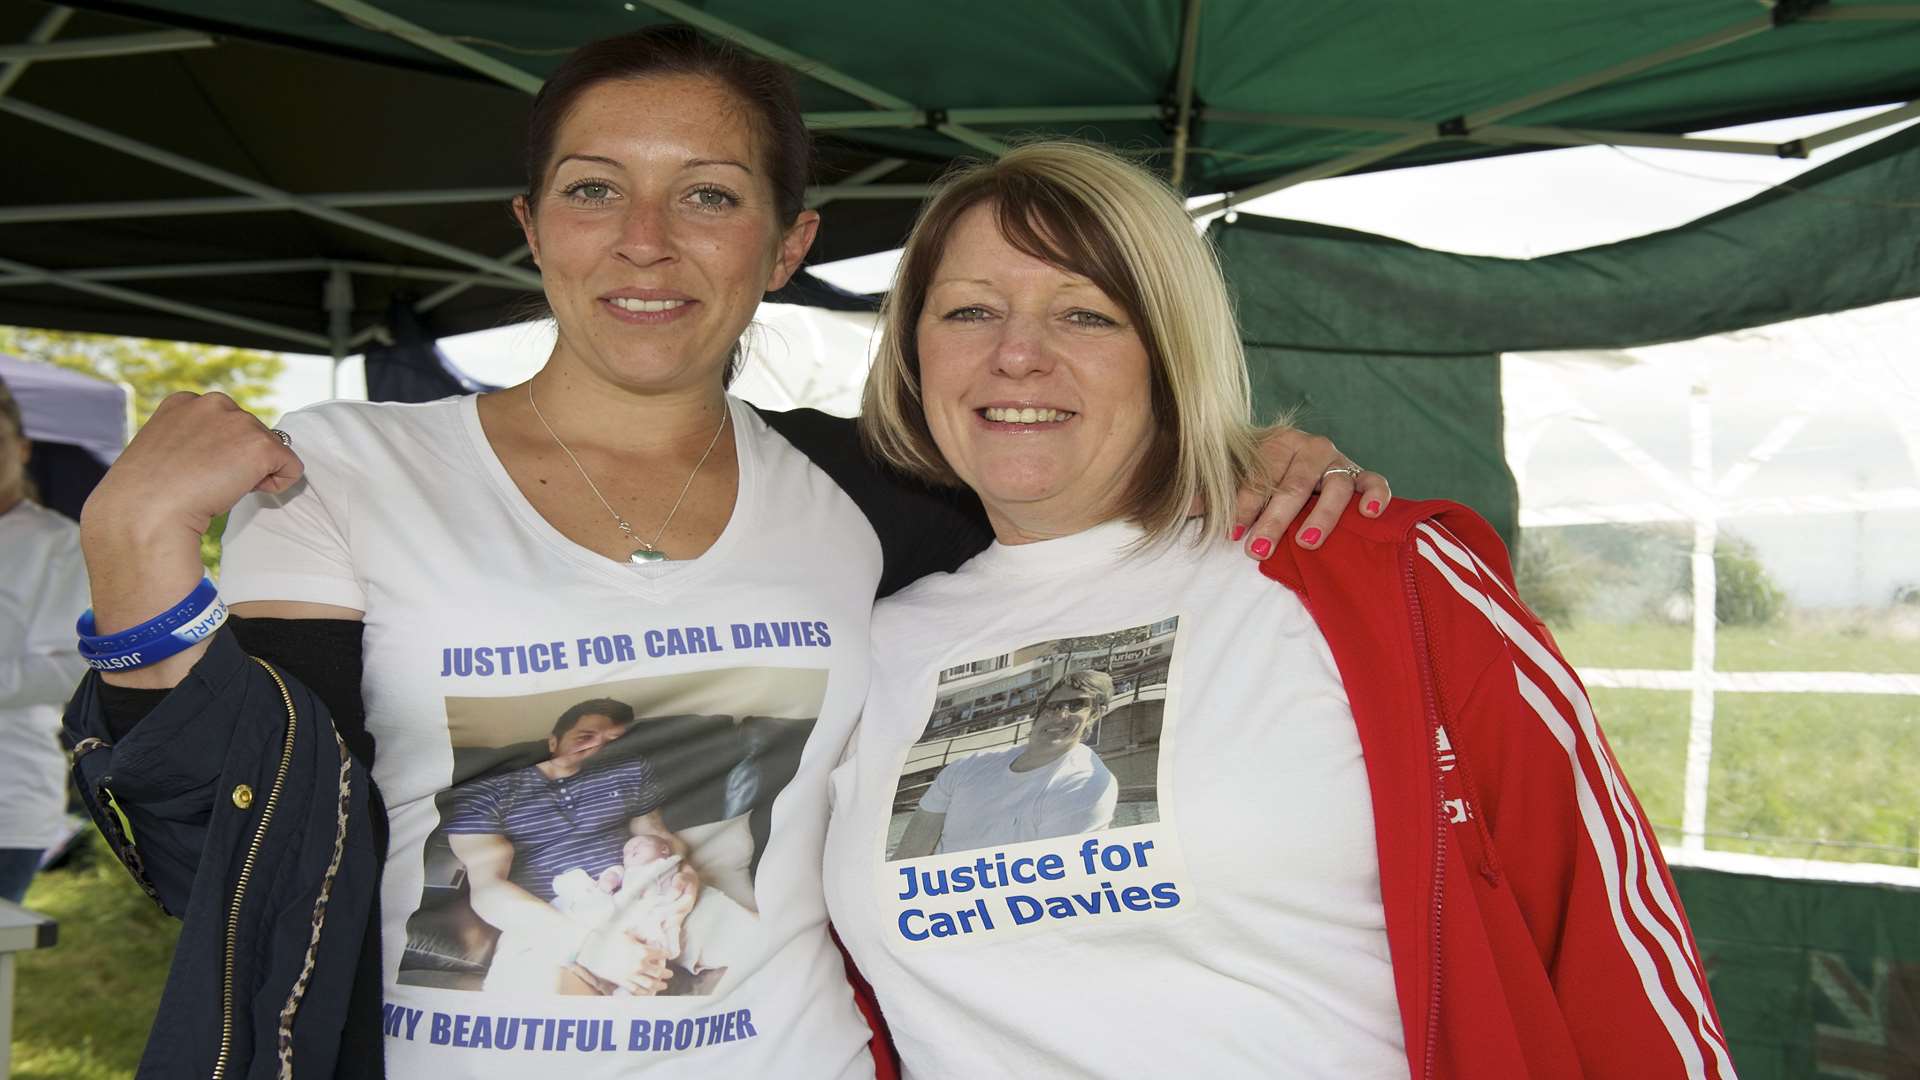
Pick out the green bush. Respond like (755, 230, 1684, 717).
(1515, 530, 1595, 627)
(1712, 536, 1787, 627)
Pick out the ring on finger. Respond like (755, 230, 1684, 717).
(1322, 463, 1364, 482)
(269, 428, 292, 448)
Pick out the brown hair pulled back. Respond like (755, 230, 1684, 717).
(523, 25, 813, 226)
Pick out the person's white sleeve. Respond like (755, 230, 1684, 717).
(218, 408, 366, 610)
(917, 758, 962, 813)
(1036, 756, 1118, 837)
(0, 530, 88, 708)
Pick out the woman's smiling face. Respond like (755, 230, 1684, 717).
(515, 73, 816, 395)
(915, 202, 1155, 543)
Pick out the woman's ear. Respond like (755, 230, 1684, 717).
(512, 194, 542, 269)
(766, 209, 822, 292)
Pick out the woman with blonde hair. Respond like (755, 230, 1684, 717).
(824, 141, 1732, 1078)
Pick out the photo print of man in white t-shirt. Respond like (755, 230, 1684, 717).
(892, 671, 1118, 858)
(882, 619, 1176, 862)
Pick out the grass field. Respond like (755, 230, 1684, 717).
(1549, 619, 1919, 673)
(12, 843, 177, 1080)
(1559, 619, 1920, 867)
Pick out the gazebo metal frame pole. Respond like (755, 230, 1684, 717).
(347, 245, 536, 349)
(325, 266, 352, 396)
(1802, 4, 1920, 18)
(0, 5, 72, 97)
(306, 0, 540, 93)
(0, 254, 330, 349)
(801, 105, 1161, 130)
(0, 97, 542, 289)
(1786, 99, 1920, 155)
(1463, 125, 1796, 157)
(0, 258, 539, 291)
(1206, 111, 1806, 157)
(630, 0, 1008, 156)
(0, 30, 213, 65)
(0, 187, 523, 225)
(1168, 0, 1206, 189)
(807, 158, 905, 209)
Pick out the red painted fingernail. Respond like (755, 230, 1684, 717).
(1300, 527, 1323, 545)
(1250, 537, 1273, 558)
(1365, 500, 1381, 514)
(1230, 524, 1246, 541)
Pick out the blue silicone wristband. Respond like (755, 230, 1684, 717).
(77, 577, 226, 670)
(79, 596, 227, 671)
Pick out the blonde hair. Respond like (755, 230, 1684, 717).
(859, 140, 1262, 544)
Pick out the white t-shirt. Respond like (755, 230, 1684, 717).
(222, 395, 882, 1078)
(0, 500, 89, 850)
(823, 520, 1407, 1078)
(918, 742, 1116, 854)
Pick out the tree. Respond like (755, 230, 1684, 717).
(2, 325, 285, 574)
(0, 326, 284, 427)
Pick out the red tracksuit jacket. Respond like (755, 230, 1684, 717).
(1259, 499, 1735, 1079)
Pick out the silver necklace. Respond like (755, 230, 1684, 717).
(526, 380, 729, 564)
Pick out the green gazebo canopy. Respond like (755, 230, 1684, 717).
(2, 0, 1916, 354)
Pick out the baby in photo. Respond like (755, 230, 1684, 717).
(552, 835, 695, 963)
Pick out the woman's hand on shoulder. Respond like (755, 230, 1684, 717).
(1232, 426, 1390, 558)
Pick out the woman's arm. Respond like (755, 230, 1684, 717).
(79, 392, 314, 689)
(68, 394, 378, 913)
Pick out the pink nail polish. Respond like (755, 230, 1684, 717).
(1230, 524, 1246, 542)
(1365, 500, 1381, 515)
(1250, 537, 1273, 558)
(1300, 527, 1323, 546)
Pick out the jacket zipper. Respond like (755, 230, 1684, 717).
(1402, 548, 1447, 1080)
(211, 658, 300, 1080)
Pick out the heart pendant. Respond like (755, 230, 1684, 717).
(630, 547, 667, 564)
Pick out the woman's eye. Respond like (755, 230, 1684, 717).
(561, 180, 616, 203)
(1066, 309, 1118, 327)
(940, 305, 992, 321)
(690, 186, 739, 210)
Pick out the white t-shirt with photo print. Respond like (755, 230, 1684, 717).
(824, 519, 1407, 1079)
(221, 394, 883, 1079)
